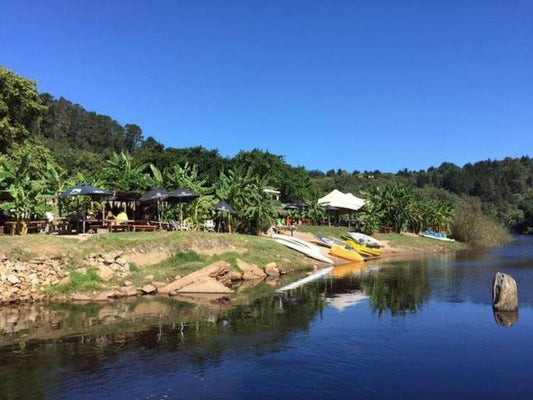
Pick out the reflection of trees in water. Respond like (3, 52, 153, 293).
(0, 286, 326, 398)
(361, 261, 430, 316)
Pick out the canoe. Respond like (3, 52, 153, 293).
(273, 234, 323, 252)
(329, 244, 365, 263)
(274, 235, 334, 264)
(420, 230, 455, 242)
(315, 235, 345, 248)
(346, 232, 383, 248)
(342, 238, 382, 257)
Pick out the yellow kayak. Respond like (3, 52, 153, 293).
(330, 244, 365, 263)
(343, 239, 382, 257)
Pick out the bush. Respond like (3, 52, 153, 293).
(451, 201, 510, 248)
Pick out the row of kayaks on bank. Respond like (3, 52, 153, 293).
(273, 232, 384, 264)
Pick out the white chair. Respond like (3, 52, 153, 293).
(204, 219, 215, 232)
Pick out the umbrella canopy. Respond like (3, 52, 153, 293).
(213, 200, 235, 214)
(283, 203, 299, 210)
(59, 183, 112, 198)
(167, 188, 200, 203)
(139, 188, 169, 202)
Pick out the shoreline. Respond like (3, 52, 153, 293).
(0, 229, 468, 305)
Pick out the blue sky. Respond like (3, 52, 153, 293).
(2, 1, 532, 172)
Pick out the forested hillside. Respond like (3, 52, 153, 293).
(310, 157, 533, 233)
(1, 65, 531, 234)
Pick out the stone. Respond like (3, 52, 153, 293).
(177, 277, 234, 294)
(493, 272, 518, 312)
(71, 293, 92, 302)
(7, 275, 20, 285)
(59, 275, 72, 286)
(230, 271, 243, 281)
(109, 262, 123, 271)
(159, 261, 231, 294)
(168, 290, 178, 296)
(141, 284, 156, 295)
(123, 280, 133, 287)
(145, 275, 154, 281)
(264, 262, 280, 277)
(103, 255, 115, 265)
(94, 291, 116, 301)
(97, 265, 114, 281)
(236, 259, 267, 280)
(152, 281, 167, 289)
(120, 286, 138, 297)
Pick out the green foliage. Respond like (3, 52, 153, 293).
(451, 200, 510, 248)
(100, 151, 149, 191)
(48, 267, 103, 295)
(0, 66, 47, 152)
(359, 184, 453, 234)
(214, 167, 276, 235)
(0, 148, 53, 234)
(3, 66, 532, 236)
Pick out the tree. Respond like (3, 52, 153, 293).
(0, 153, 50, 234)
(100, 151, 149, 191)
(124, 124, 144, 153)
(0, 66, 47, 152)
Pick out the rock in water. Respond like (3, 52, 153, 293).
(492, 272, 518, 312)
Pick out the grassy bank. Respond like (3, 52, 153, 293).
(0, 227, 477, 299)
(0, 231, 316, 295)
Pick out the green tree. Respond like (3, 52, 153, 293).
(100, 151, 149, 191)
(0, 66, 47, 152)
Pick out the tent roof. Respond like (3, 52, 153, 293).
(317, 189, 365, 211)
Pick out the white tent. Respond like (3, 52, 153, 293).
(345, 192, 366, 209)
(317, 189, 365, 211)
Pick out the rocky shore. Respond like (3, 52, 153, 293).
(0, 251, 289, 305)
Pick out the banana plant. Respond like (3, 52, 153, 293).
(0, 155, 50, 234)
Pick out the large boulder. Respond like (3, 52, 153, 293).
(141, 284, 156, 295)
(159, 261, 231, 294)
(492, 272, 518, 312)
(236, 259, 267, 280)
(97, 265, 114, 281)
(177, 277, 234, 294)
(264, 262, 280, 277)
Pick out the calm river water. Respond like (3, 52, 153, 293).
(2, 236, 533, 399)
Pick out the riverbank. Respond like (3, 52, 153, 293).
(0, 228, 468, 305)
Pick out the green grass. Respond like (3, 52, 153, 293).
(0, 231, 313, 292)
(47, 266, 105, 295)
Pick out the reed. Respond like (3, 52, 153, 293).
(451, 202, 510, 248)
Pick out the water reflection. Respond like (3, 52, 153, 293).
(1, 236, 533, 398)
(493, 310, 519, 327)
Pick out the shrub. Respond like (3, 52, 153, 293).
(451, 201, 510, 248)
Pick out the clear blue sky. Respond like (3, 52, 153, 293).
(2, 1, 532, 172)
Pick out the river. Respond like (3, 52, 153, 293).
(1, 236, 533, 399)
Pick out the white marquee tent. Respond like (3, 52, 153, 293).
(317, 189, 365, 211)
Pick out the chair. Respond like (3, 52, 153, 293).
(204, 219, 215, 232)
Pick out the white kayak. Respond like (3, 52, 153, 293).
(273, 234, 334, 264)
(346, 232, 383, 248)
